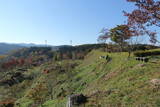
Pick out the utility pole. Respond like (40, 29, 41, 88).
(45, 40, 47, 47)
(70, 40, 72, 46)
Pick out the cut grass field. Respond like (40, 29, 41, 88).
(11, 49, 160, 107)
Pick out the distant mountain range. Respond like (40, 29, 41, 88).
(17, 43, 53, 47)
(0, 42, 74, 55)
(0, 43, 54, 55)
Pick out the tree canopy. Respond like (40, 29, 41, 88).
(124, 0, 160, 43)
(98, 25, 132, 44)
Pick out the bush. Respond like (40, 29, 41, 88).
(134, 49, 160, 57)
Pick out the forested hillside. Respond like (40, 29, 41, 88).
(0, 44, 159, 107)
(0, 43, 24, 55)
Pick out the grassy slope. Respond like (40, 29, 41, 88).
(15, 50, 160, 107)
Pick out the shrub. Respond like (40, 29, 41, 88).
(134, 49, 160, 57)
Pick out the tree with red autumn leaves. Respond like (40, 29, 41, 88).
(1, 57, 33, 70)
(124, 0, 160, 44)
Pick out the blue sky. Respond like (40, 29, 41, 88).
(0, 0, 136, 46)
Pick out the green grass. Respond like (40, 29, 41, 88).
(4, 49, 160, 107)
